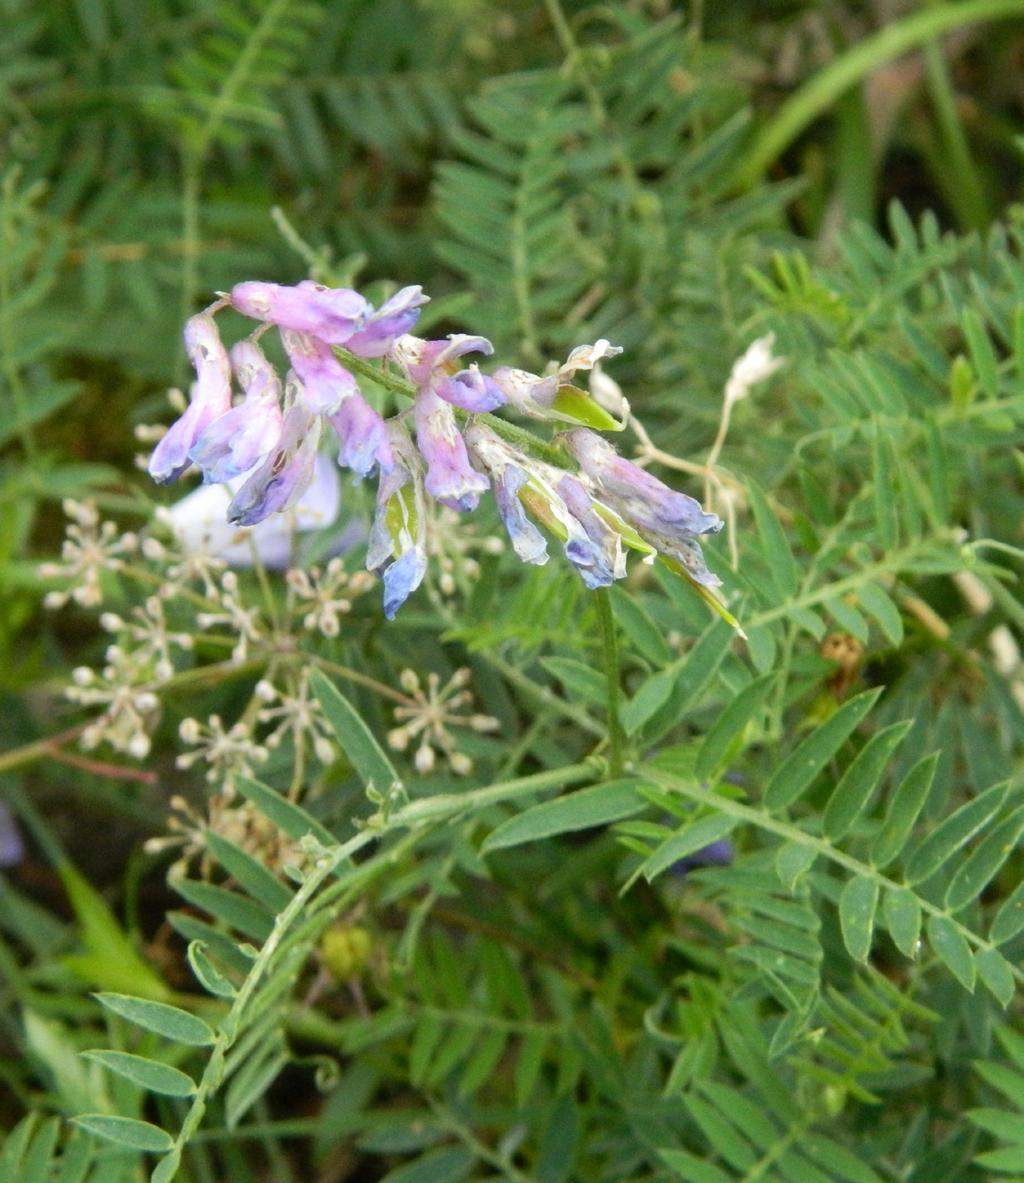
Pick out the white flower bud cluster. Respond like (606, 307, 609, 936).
(387, 666, 499, 776)
(285, 558, 375, 637)
(175, 714, 269, 783)
(197, 571, 264, 661)
(257, 669, 337, 765)
(38, 500, 138, 609)
(101, 595, 193, 682)
(66, 648, 160, 758)
(426, 508, 504, 600)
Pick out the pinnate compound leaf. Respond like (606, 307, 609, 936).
(839, 876, 879, 962)
(94, 993, 214, 1046)
(72, 1115, 173, 1154)
(870, 752, 940, 868)
(925, 915, 976, 991)
(883, 886, 921, 959)
(764, 688, 882, 811)
(82, 1050, 196, 1097)
(310, 669, 402, 793)
(823, 720, 911, 842)
(482, 780, 645, 852)
(905, 780, 1013, 885)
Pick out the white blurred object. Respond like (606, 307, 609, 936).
(724, 333, 784, 407)
(161, 455, 342, 569)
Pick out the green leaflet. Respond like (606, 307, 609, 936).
(696, 673, 775, 780)
(822, 720, 912, 842)
(870, 752, 940, 868)
(71, 1114, 173, 1154)
(764, 688, 882, 811)
(905, 780, 1013, 884)
(81, 1050, 196, 1098)
(235, 775, 336, 846)
(203, 831, 293, 913)
(943, 805, 1024, 912)
(482, 780, 645, 852)
(883, 886, 921, 959)
(925, 915, 976, 991)
(94, 993, 214, 1046)
(311, 669, 403, 794)
(641, 814, 739, 883)
(839, 876, 880, 963)
(746, 479, 798, 598)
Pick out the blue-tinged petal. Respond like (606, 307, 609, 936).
(328, 393, 392, 479)
(434, 365, 506, 412)
(381, 547, 427, 620)
(227, 380, 321, 526)
(557, 475, 626, 589)
(464, 424, 548, 566)
(414, 388, 488, 512)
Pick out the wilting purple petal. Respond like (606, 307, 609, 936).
(565, 429, 721, 538)
(563, 428, 722, 586)
(557, 475, 626, 589)
(328, 392, 392, 479)
(392, 333, 494, 386)
(281, 329, 359, 414)
(149, 314, 233, 485)
(465, 425, 548, 565)
(345, 286, 429, 358)
(190, 340, 283, 482)
(227, 381, 322, 526)
(414, 387, 488, 512)
(491, 365, 558, 415)
(230, 280, 369, 344)
(434, 365, 505, 412)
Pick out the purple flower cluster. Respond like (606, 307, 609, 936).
(151, 279, 724, 619)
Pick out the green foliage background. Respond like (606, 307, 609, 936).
(2, 1, 1024, 1181)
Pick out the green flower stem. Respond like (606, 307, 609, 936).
(333, 346, 567, 466)
(734, 0, 1024, 190)
(594, 588, 625, 776)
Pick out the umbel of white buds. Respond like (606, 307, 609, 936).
(147, 279, 729, 621)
